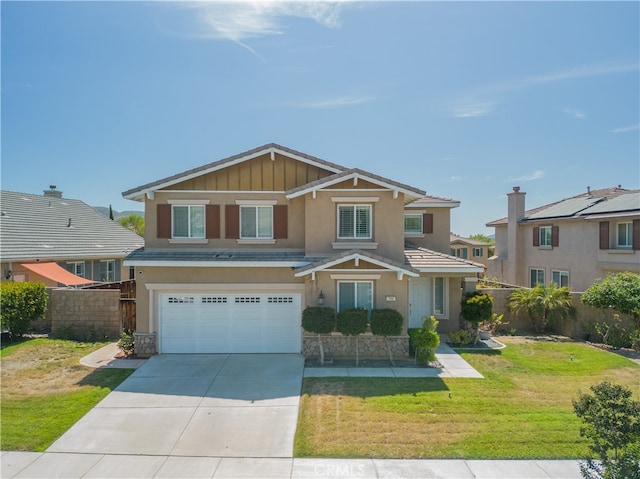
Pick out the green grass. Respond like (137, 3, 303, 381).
(1, 338, 134, 451)
(295, 338, 640, 459)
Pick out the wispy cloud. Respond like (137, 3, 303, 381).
(563, 108, 586, 120)
(448, 175, 465, 181)
(295, 96, 372, 109)
(451, 102, 495, 118)
(452, 60, 638, 118)
(506, 170, 545, 182)
(611, 124, 640, 134)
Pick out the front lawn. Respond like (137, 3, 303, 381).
(295, 337, 640, 459)
(1, 338, 134, 451)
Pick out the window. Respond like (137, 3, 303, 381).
(434, 277, 445, 316)
(473, 248, 483, 257)
(617, 222, 632, 248)
(530, 268, 545, 287)
(450, 248, 468, 259)
(240, 206, 273, 239)
(338, 205, 371, 239)
(173, 205, 205, 238)
(404, 214, 422, 234)
(100, 260, 115, 282)
(66, 262, 85, 278)
(552, 270, 569, 288)
(539, 226, 552, 247)
(337, 281, 373, 313)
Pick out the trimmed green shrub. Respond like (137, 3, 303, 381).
(412, 316, 440, 365)
(336, 309, 368, 366)
(118, 329, 135, 357)
(448, 329, 473, 346)
(370, 309, 403, 336)
(461, 291, 493, 326)
(336, 309, 368, 336)
(0, 282, 48, 338)
(301, 306, 336, 334)
(301, 306, 336, 365)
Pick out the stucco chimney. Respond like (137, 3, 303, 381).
(43, 185, 62, 199)
(506, 186, 525, 285)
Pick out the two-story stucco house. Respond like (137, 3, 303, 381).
(486, 186, 640, 292)
(122, 144, 483, 356)
(449, 234, 492, 270)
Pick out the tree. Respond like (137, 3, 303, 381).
(108, 204, 114, 220)
(0, 282, 48, 338)
(582, 272, 640, 327)
(302, 306, 336, 365)
(370, 308, 403, 365)
(118, 213, 145, 237)
(336, 309, 368, 366)
(460, 291, 493, 343)
(573, 381, 640, 479)
(508, 283, 575, 333)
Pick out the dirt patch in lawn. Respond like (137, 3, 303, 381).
(1, 339, 111, 398)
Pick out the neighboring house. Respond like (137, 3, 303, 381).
(486, 186, 640, 292)
(122, 143, 483, 355)
(449, 234, 492, 268)
(1, 188, 144, 287)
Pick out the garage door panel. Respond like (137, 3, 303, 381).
(159, 292, 301, 353)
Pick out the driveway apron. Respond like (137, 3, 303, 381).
(47, 354, 304, 458)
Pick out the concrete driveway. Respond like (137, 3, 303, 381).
(47, 354, 304, 458)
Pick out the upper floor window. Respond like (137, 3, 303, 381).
(617, 222, 632, 248)
(473, 248, 483, 257)
(530, 268, 545, 287)
(404, 214, 423, 234)
(450, 248, 468, 259)
(539, 226, 552, 247)
(240, 205, 273, 239)
(338, 205, 371, 239)
(173, 205, 205, 238)
(552, 270, 569, 288)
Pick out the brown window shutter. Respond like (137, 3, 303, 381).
(533, 227, 540, 247)
(423, 213, 433, 234)
(633, 219, 640, 250)
(206, 205, 220, 239)
(225, 205, 240, 239)
(599, 221, 609, 250)
(551, 226, 559, 247)
(273, 205, 288, 239)
(157, 204, 171, 239)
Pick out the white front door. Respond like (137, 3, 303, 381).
(408, 277, 431, 328)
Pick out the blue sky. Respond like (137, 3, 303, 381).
(2, 1, 638, 236)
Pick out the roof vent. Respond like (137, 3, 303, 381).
(44, 185, 62, 198)
(587, 186, 591, 195)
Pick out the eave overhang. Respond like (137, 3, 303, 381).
(294, 249, 420, 280)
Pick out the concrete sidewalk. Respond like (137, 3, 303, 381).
(2, 452, 582, 478)
(304, 341, 484, 378)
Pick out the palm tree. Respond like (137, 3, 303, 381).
(118, 213, 145, 237)
(508, 283, 576, 333)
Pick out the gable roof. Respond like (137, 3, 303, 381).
(122, 143, 346, 201)
(404, 246, 485, 273)
(293, 249, 420, 279)
(0, 190, 144, 262)
(285, 168, 425, 202)
(486, 187, 639, 226)
(450, 234, 492, 247)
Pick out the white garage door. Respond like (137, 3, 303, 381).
(159, 293, 302, 353)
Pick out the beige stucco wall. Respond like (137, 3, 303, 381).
(403, 208, 452, 254)
(304, 189, 405, 260)
(489, 218, 640, 291)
